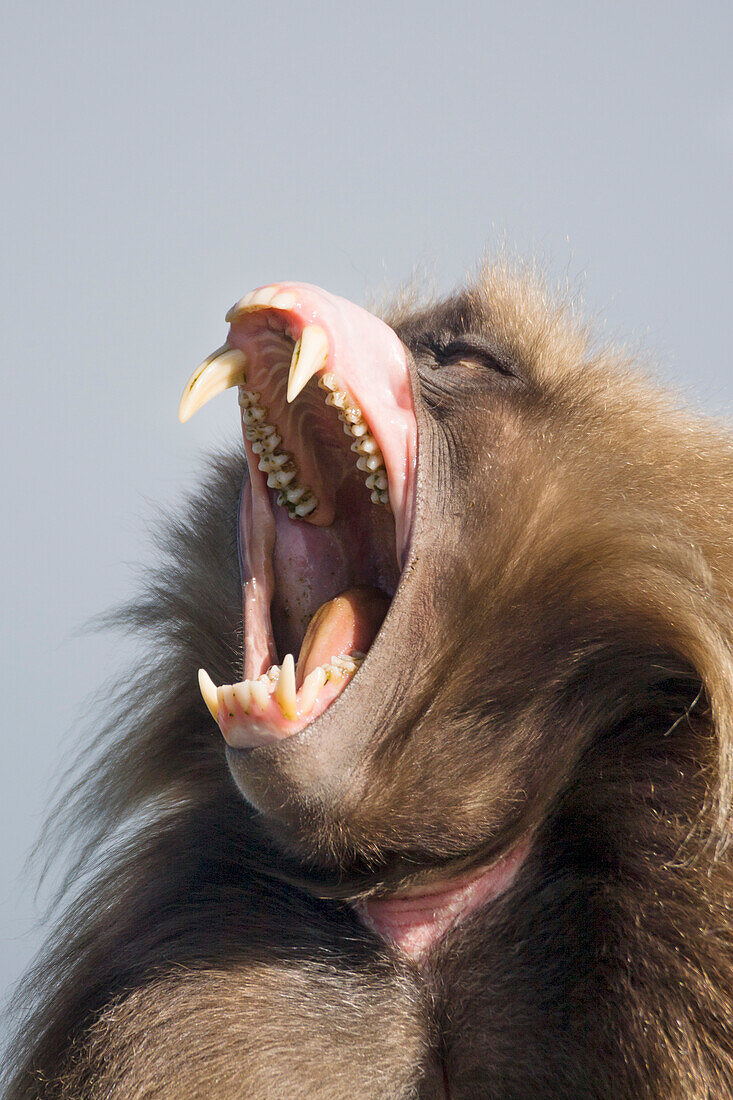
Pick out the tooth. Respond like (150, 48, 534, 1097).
(245, 425, 274, 442)
(217, 685, 236, 719)
(198, 669, 219, 722)
(351, 437, 379, 456)
(242, 406, 266, 424)
(271, 291, 297, 309)
(342, 406, 362, 424)
(275, 653, 297, 719)
(225, 285, 285, 321)
(325, 390, 347, 409)
(356, 454, 384, 472)
(247, 286, 279, 307)
(349, 421, 368, 437)
(259, 452, 291, 473)
(253, 435, 281, 455)
(332, 654, 358, 673)
(366, 471, 389, 491)
(299, 666, 327, 715)
(232, 681, 251, 713)
(268, 469, 296, 489)
(268, 452, 291, 470)
(250, 680, 270, 710)
(178, 346, 248, 423)
(287, 325, 329, 403)
(318, 372, 338, 391)
(294, 497, 318, 517)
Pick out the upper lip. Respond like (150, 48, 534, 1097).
(178, 282, 420, 749)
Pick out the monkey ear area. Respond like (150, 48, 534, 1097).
(179, 283, 419, 750)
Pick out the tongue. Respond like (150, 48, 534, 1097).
(296, 586, 390, 688)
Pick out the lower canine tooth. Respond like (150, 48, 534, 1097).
(275, 653, 297, 719)
(198, 669, 219, 722)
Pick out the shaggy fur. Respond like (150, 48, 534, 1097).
(5, 263, 733, 1098)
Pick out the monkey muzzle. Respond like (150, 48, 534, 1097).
(179, 283, 418, 747)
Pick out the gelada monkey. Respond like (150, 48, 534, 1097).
(6, 266, 733, 1098)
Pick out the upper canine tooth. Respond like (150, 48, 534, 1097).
(178, 346, 248, 423)
(287, 325, 329, 403)
(198, 669, 219, 722)
(275, 653, 297, 719)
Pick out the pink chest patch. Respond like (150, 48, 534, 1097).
(353, 841, 529, 958)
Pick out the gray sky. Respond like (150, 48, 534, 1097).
(2, 0, 732, 1044)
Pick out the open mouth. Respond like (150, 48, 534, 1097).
(179, 283, 418, 748)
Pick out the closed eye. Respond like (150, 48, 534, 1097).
(426, 334, 517, 378)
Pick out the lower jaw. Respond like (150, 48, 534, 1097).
(353, 839, 530, 959)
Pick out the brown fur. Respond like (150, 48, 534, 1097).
(6, 262, 733, 1097)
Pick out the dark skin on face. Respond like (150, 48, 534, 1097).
(7, 265, 733, 1099)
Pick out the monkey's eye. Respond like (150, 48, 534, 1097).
(424, 334, 517, 378)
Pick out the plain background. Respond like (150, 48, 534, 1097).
(2, 0, 732, 1051)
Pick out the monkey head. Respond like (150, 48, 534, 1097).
(179, 273, 727, 950)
